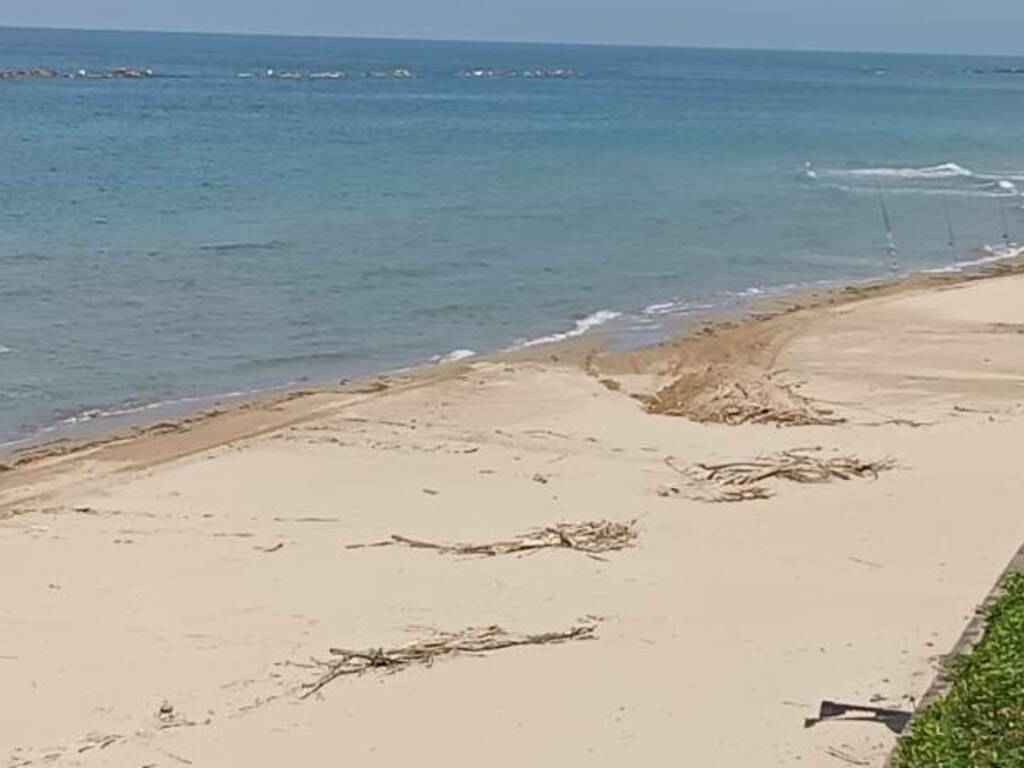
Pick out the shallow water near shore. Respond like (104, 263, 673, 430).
(2, 27, 1024, 445)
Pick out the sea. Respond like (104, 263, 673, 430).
(2, 26, 1024, 446)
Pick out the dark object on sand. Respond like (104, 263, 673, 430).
(804, 700, 912, 734)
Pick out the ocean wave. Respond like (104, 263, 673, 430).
(816, 162, 975, 180)
(641, 301, 680, 316)
(431, 348, 477, 363)
(55, 387, 269, 427)
(815, 181, 1019, 199)
(57, 397, 199, 426)
(518, 309, 621, 347)
(806, 161, 1024, 197)
(641, 299, 717, 317)
(920, 243, 1024, 274)
(985, 171, 1024, 182)
(231, 351, 355, 371)
(0, 344, 9, 355)
(198, 239, 285, 253)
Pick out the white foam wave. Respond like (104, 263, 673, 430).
(642, 301, 681, 316)
(641, 299, 718, 317)
(979, 169, 1024, 182)
(920, 244, 1024, 274)
(808, 161, 1024, 198)
(519, 309, 621, 347)
(56, 388, 265, 427)
(432, 348, 477, 363)
(0, 344, 10, 355)
(818, 181, 1017, 199)
(823, 162, 975, 180)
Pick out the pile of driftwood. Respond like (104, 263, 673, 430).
(695, 450, 895, 486)
(347, 520, 637, 558)
(645, 370, 845, 427)
(672, 449, 895, 502)
(302, 624, 596, 698)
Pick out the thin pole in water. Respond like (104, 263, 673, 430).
(876, 183, 899, 274)
(998, 196, 1011, 250)
(941, 196, 956, 262)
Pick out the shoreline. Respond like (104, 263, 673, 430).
(4, 242, 1021, 464)
(3, 253, 1024, 765)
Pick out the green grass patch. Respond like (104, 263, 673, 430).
(893, 572, 1024, 768)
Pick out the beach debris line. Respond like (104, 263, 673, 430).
(664, 449, 895, 502)
(346, 520, 637, 558)
(301, 623, 597, 699)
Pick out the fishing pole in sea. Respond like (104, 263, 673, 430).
(876, 183, 899, 274)
(941, 196, 956, 262)
(997, 195, 1012, 251)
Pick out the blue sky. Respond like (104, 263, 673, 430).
(2, 0, 1023, 55)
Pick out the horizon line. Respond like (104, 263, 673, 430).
(1, 23, 1020, 60)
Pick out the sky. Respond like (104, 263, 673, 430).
(2, 0, 1024, 55)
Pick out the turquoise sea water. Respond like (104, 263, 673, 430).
(2, 27, 1024, 445)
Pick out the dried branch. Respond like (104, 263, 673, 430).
(711, 487, 775, 503)
(347, 520, 637, 558)
(693, 449, 895, 486)
(302, 624, 596, 699)
(677, 448, 895, 503)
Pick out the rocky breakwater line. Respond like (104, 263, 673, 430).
(237, 68, 414, 80)
(1, 66, 155, 81)
(456, 67, 582, 79)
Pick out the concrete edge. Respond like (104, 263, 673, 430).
(883, 541, 1024, 767)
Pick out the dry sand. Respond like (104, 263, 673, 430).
(3, 267, 1024, 767)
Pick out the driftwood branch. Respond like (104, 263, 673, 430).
(671, 448, 896, 503)
(712, 487, 775, 503)
(347, 520, 637, 558)
(302, 624, 597, 699)
(693, 449, 895, 486)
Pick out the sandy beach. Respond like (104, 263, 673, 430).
(3, 264, 1024, 767)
